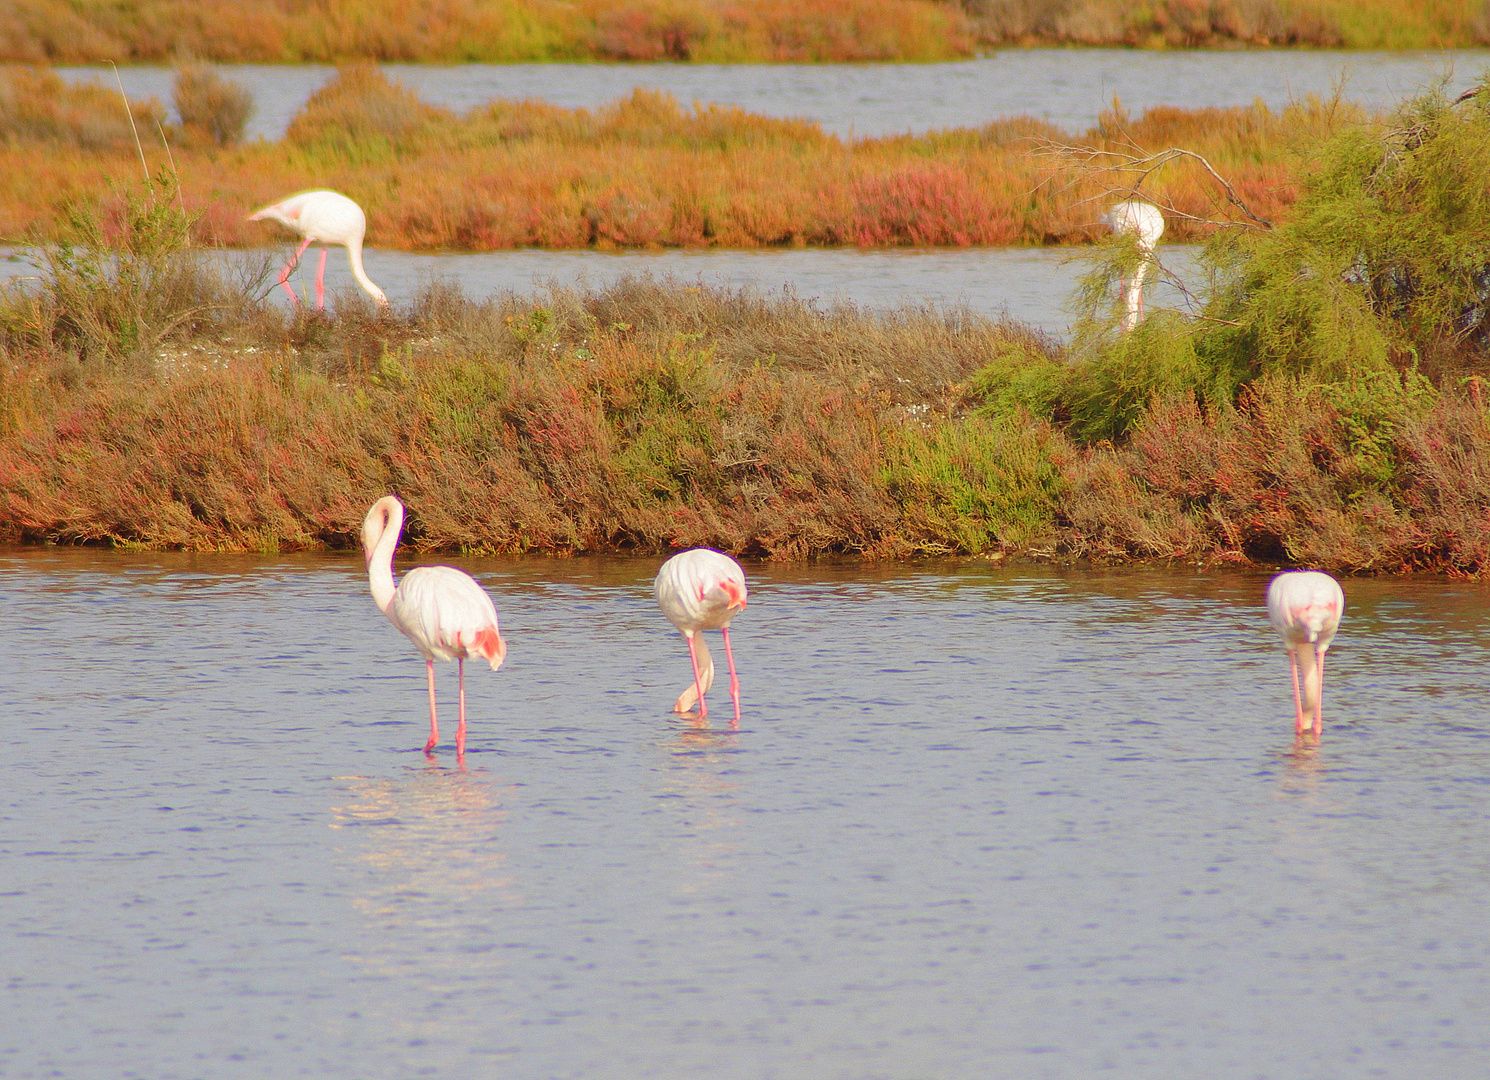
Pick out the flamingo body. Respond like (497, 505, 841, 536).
(1266, 570, 1344, 739)
(655, 548, 748, 723)
(249, 189, 387, 309)
(362, 495, 505, 757)
(1101, 200, 1165, 330)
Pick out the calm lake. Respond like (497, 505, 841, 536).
(0, 245, 1205, 339)
(60, 50, 1490, 141)
(3, 545, 1488, 1078)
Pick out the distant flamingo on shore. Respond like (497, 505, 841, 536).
(1266, 570, 1344, 740)
(362, 496, 506, 758)
(1101, 200, 1165, 330)
(248, 190, 387, 309)
(655, 549, 748, 725)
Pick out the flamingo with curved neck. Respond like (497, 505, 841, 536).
(249, 189, 387, 309)
(1266, 570, 1344, 740)
(655, 548, 748, 725)
(362, 495, 506, 758)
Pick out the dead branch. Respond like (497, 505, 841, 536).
(1035, 142, 1275, 232)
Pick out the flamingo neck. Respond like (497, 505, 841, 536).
(1122, 260, 1150, 330)
(1295, 643, 1322, 716)
(346, 239, 387, 307)
(366, 501, 401, 613)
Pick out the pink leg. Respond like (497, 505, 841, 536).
(1313, 649, 1325, 739)
(424, 658, 439, 754)
(315, 247, 328, 310)
(456, 657, 467, 759)
(1290, 650, 1306, 739)
(684, 633, 707, 719)
(280, 238, 313, 304)
(721, 626, 741, 727)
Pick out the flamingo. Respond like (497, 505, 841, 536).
(1101, 200, 1165, 330)
(248, 190, 387, 309)
(655, 548, 748, 724)
(1266, 570, 1345, 740)
(361, 495, 506, 757)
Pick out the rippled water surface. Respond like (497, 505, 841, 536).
(60, 50, 1490, 141)
(4, 546, 1489, 1078)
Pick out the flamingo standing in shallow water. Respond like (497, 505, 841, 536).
(362, 496, 506, 757)
(655, 548, 748, 724)
(1266, 570, 1344, 740)
(1101, 200, 1165, 330)
(248, 190, 387, 309)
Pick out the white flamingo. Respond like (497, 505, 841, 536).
(1266, 570, 1344, 740)
(1101, 200, 1165, 330)
(248, 190, 387, 309)
(362, 496, 506, 757)
(655, 548, 748, 724)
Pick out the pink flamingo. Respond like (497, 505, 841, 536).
(655, 548, 748, 724)
(1266, 570, 1345, 740)
(1101, 200, 1165, 330)
(248, 190, 387, 309)
(361, 495, 506, 757)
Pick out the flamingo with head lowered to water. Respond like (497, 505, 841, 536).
(249, 189, 387, 310)
(1101, 199, 1165, 331)
(655, 548, 748, 725)
(1266, 570, 1345, 740)
(361, 495, 506, 758)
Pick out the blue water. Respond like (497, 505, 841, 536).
(3, 547, 1487, 1077)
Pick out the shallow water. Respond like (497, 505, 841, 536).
(3, 546, 1488, 1078)
(0, 244, 1204, 338)
(59, 50, 1490, 142)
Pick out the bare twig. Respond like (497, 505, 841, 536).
(1036, 142, 1275, 231)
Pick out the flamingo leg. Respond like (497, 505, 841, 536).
(315, 247, 328, 310)
(684, 632, 707, 719)
(424, 658, 440, 754)
(1289, 649, 1306, 739)
(456, 657, 467, 759)
(1313, 648, 1325, 739)
(721, 626, 741, 727)
(280, 238, 313, 304)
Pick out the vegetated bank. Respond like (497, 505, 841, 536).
(2, 0, 1486, 63)
(0, 63, 1336, 250)
(5, 82, 1490, 573)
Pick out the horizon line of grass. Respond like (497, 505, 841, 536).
(4, 0, 1489, 65)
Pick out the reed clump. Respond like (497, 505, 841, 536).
(172, 64, 252, 148)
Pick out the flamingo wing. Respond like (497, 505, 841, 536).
(391, 565, 505, 668)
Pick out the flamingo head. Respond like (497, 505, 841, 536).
(719, 577, 747, 611)
(361, 496, 401, 567)
(474, 626, 507, 671)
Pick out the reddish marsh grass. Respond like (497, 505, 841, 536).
(0, 0, 972, 64)
(0, 66, 1333, 251)
(4, 0, 1486, 60)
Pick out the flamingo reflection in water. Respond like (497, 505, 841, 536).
(655, 548, 748, 726)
